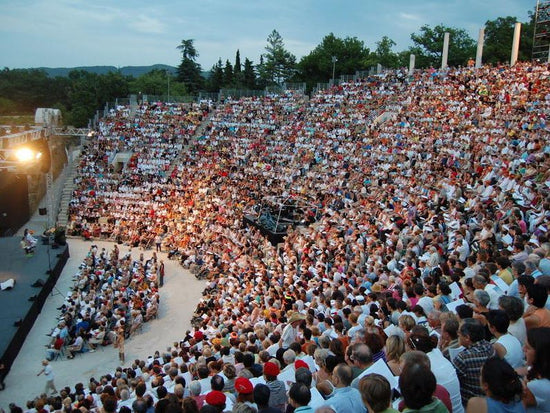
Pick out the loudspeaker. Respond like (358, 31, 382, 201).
(31, 279, 45, 287)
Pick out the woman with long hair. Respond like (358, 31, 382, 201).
(466, 357, 524, 413)
(523, 327, 550, 412)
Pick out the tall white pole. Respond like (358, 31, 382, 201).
(442, 32, 450, 69)
(511, 22, 521, 66)
(409, 54, 415, 76)
(475, 27, 485, 68)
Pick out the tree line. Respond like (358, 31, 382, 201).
(0, 13, 535, 127)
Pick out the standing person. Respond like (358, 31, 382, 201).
(158, 260, 165, 287)
(0, 361, 6, 390)
(155, 233, 162, 252)
(114, 325, 125, 364)
(36, 359, 57, 395)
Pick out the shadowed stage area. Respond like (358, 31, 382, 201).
(0, 236, 69, 372)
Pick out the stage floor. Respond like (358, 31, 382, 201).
(0, 236, 68, 364)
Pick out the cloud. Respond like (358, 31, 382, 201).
(0, 0, 534, 69)
(129, 14, 166, 35)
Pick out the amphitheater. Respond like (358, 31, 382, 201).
(0, 61, 549, 413)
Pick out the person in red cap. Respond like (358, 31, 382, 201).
(194, 330, 205, 351)
(263, 361, 286, 411)
(235, 376, 257, 409)
(205, 390, 226, 412)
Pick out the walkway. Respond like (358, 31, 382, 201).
(0, 238, 205, 408)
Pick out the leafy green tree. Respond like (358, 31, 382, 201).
(372, 36, 400, 68)
(223, 60, 234, 86)
(0, 68, 70, 114)
(207, 59, 224, 92)
(409, 25, 476, 68)
(176, 39, 198, 60)
(130, 69, 171, 96)
(296, 33, 370, 88)
(258, 30, 296, 85)
(243, 58, 257, 89)
(66, 70, 100, 126)
(176, 38, 203, 94)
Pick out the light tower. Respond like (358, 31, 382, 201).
(532, 0, 550, 62)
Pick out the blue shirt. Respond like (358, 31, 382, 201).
(324, 386, 366, 413)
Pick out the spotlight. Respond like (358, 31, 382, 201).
(14, 147, 41, 163)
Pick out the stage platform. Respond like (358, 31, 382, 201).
(0, 236, 69, 370)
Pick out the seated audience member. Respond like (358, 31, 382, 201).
(486, 310, 523, 368)
(452, 318, 495, 405)
(254, 383, 282, 413)
(399, 363, 448, 413)
(358, 373, 398, 413)
(322, 363, 366, 413)
(466, 357, 524, 413)
(288, 382, 312, 413)
(523, 327, 550, 412)
(523, 284, 550, 330)
(498, 295, 527, 345)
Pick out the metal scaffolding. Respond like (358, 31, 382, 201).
(533, 0, 550, 61)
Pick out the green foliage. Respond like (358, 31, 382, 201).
(297, 33, 370, 88)
(243, 58, 257, 89)
(409, 24, 476, 68)
(224, 60, 234, 86)
(207, 59, 225, 92)
(176, 39, 203, 94)
(130, 69, 172, 96)
(0, 68, 70, 114)
(0, 97, 17, 115)
(0, 11, 541, 125)
(257, 30, 297, 85)
(370, 36, 400, 68)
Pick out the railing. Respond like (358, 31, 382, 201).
(220, 88, 266, 99)
(0, 128, 43, 149)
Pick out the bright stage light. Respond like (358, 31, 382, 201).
(14, 147, 42, 163)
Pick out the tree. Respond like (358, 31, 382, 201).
(176, 39, 198, 60)
(409, 25, 476, 68)
(296, 33, 370, 88)
(207, 59, 224, 92)
(223, 60, 234, 86)
(258, 30, 296, 85)
(129, 69, 180, 97)
(372, 36, 400, 68)
(243, 58, 256, 89)
(176, 38, 203, 94)
(233, 50, 243, 87)
(484, 17, 518, 64)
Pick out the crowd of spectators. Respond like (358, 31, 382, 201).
(45, 245, 160, 360)
(7, 61, 550, 413)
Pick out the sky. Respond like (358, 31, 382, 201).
(0, 0, 534, 70)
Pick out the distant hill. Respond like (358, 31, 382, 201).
(38, 64, 178, 78)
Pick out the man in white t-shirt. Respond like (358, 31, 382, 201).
(37, 359, 57, 395)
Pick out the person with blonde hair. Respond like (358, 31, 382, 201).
(385, 335, 406, 376)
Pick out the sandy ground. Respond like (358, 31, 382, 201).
(0, 238, 206, 409)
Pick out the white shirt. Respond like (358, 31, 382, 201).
(497, 333, 524, 368)
(428, 348, 464, 413)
